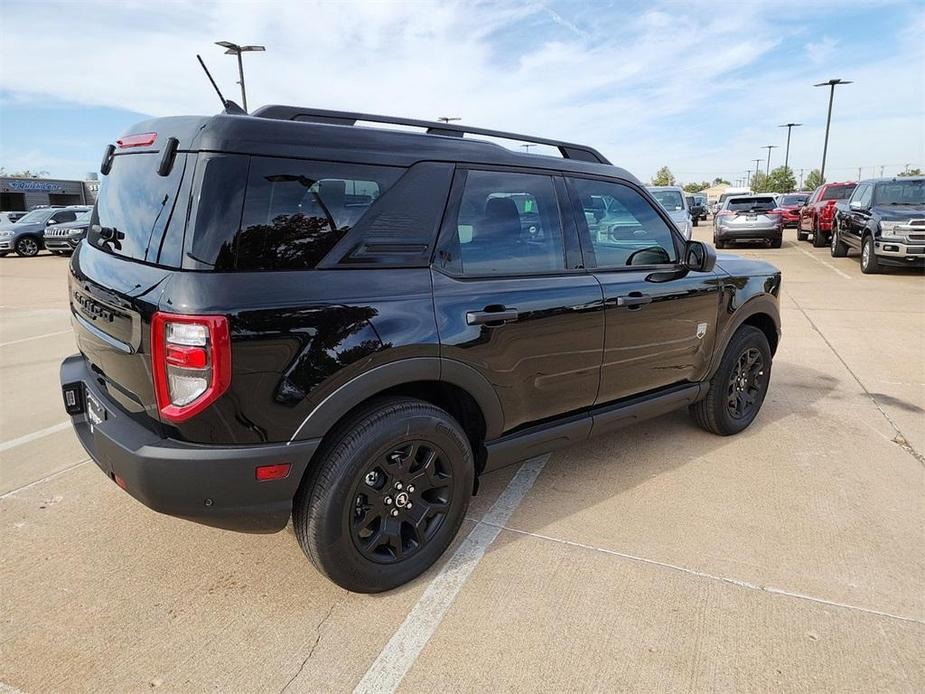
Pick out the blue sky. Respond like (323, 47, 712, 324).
(1, 0, 922, 184)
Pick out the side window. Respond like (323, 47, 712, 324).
(438, 170, 566, 276)
(52, 211, 77, 223)
(569, 178, 678, 268)
(207, 158, 403, 271)
(853, 184, 873, 208)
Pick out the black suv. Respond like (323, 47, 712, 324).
(60, 106, 781, 592)
(831, 177, 925, 274)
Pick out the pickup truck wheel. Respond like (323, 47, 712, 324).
(15, 236, 40, 257)
(770, 238, 782, 249)
(692, 218, 699, 227)
(830, 227, 848, 257)
(811, 219, 827, 247)
(690, 325, 772, 436)
(797, 228, 808, 241)
(293, 397, 473, 593)
(861, 235, 881, 274)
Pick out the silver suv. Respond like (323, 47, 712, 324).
(713, 195, 782, 249)
(646, 186, 692, 239)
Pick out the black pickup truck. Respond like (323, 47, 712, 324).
(60, 105, 781, 592)
(831, 177, 925, 273)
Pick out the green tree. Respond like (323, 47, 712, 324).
(712, 177, 731, 185)
(651, 166, 676, 186)
(750, 171, 770, 193)
(804, 169, 824, 190)
(0, 167, 49, 178)
(683, 182, 708, 193)
(766, 166, 797, 194)
(898, 168, 922, 177)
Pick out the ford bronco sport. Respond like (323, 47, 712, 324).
(60, 106, 781, 592)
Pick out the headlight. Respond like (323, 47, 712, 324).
(879, 221, 906, 237)
(0, 231, 12, 238)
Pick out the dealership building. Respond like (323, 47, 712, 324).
(0, 176, 99, 211)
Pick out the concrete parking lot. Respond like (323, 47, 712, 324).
(1, 227, 923, 692)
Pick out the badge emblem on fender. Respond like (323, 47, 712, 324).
(696, 322, 708, 339)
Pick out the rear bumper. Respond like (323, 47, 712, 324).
(716, 225, 782, 242)
(60, 354, 319, 533)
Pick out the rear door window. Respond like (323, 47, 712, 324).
(726, 197, 776, 212)
(88, 152, 188, 264)
(436, 169, 566, 276)
(821, 184, 856, 201)
(211, 158, 403, 271)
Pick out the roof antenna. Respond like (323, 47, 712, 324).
(196, 54, 247, 114)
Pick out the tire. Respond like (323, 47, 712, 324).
(15, 236, 40, 257)
(797, 228, 808, 241)
(293, 397, 474, 593)
(0, 252, 9, 257)
(770, 238, 782, 249)
(693, 218, 699, 227)
(690, 325, 772, 436)
(812, 218, 827, 247)
(714, 239, 725, 249)
(830, 226, 848, 257)
(861, 235, 881, 274)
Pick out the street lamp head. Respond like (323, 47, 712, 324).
(215, 40, 238, 51)
(779, 123, 802, 128)
(813, 79, 853, 87)
(240, 45, 266, 52)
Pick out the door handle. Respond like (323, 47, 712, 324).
(616, 293, 652, 308)
(466, 307, 519, 326)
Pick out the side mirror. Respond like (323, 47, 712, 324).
(46, 219, 58, 226)
(685, 240, 716, 272)
(849, 200, 866, 211)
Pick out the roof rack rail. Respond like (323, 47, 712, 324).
(250, 105, 611, 165)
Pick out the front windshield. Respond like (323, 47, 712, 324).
(875, 180, 925, 205)
(651, 190, 684, 211)
(14, 209, 54, 225)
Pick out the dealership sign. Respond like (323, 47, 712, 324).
(5, 180, 65, 192)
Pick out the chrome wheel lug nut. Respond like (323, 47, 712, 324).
(406, 502, 413, 509)
(407, 485, 415, 493)
(395, 482, 403, 490)
(391, 509, 399, 517)
(384, 496, 393, 505)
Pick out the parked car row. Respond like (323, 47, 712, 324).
(0, 205, 91, 257)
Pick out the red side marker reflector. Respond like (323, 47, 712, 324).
(116, 132, 157, 148)
(256, 463, 291, 481)
(114, 474, 128, 490)
(165, 344, 208, 369)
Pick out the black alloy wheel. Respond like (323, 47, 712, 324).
(350, 441, 453, 564)
(15, 236, 40, 257)
(726, 347, 765, 421)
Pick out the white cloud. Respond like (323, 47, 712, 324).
(0, 0, 922, 182)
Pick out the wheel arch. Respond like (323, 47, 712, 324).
(289, 357, 504, 474)
(708, 295, 780, 377)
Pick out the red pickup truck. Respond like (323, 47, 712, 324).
(798, 182, 857, 246)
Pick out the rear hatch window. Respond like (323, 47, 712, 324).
(820, 184, 855, 201)
(727, 197, 776, 212)
(88, 151, 188, 266)
(779, 195, 808, 206)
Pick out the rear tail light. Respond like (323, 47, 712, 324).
(716, 210, 733, 218)
(151, 312, 231, 422)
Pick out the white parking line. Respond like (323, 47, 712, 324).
(0, 421, 71, 453)
(796, 246, 852, 279)
(353, 455, 549, 694)
(0, 329, 72, 348)
(0, 459, 91, 500)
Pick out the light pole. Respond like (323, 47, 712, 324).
(752, 159, 762, 187)
(215, 41, 265, 112)
(813, 78, 852, 183)
(762, 145, 778, 176)
(778, 122, 802, 173)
